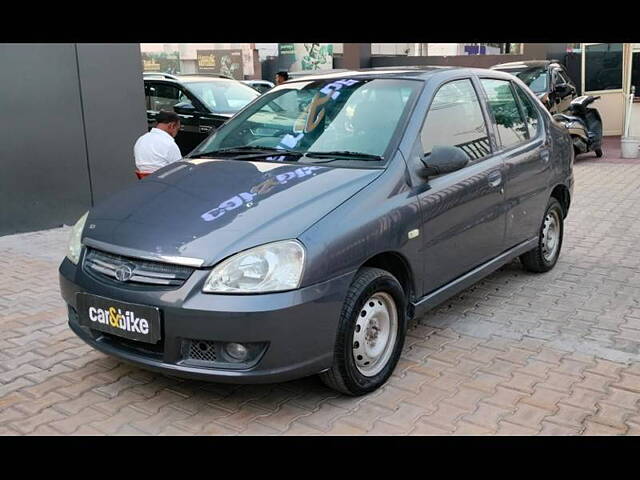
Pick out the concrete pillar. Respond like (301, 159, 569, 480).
(342, 43, 371, 69)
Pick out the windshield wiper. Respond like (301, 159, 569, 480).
(189, 146, 302, 160)
(305, 150, 384, 163)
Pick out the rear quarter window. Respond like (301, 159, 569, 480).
(480, 78, 529, 149)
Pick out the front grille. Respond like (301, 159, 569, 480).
(99, 331, 164, 358)
(83, 248, 194, 288)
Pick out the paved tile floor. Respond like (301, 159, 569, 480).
(1, 137, 640, 435)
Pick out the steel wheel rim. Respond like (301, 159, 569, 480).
(352, 292, 398, 377)
(542, 208, 561, 262)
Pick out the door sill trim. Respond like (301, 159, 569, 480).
(411, 237, 538, 318)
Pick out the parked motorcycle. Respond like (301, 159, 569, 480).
(553, 95, 603, 158)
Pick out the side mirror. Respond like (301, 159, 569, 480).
(555, 83, 570, 96)
(173, 102, 197, 115)
(417, 145, 469, 179)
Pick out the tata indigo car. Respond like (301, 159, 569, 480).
(60, 68, 574, 395)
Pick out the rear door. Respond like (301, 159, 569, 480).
(414, 77, 507, 294)
(479, 77, 551, 248)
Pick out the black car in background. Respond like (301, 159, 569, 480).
(491, 60, 577, 114)
(143, 73, 260, 155)
(242, 80, 275, 94)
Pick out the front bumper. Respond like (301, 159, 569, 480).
(59, 255, 353, 384)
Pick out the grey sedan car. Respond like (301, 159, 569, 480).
(59, 67, 573, 395)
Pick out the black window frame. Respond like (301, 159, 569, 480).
(417, 76, 495, 168)
(478, 76, 533, 153)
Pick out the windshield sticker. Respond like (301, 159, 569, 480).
(267, 81, 361, 157)
(201, 165, 324, 222)
(320, 79, 360, 100)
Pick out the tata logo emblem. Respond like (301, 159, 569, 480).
(114, 264, 134, 282)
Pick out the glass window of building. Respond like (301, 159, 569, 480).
(585, 43, 623, 91)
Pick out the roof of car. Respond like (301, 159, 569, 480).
(143, 73, 239, 83)
(491, 60, 561, 70)
(281, 66, 519, 83)
(174, 75, 238, 83)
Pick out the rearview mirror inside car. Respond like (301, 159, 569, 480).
(417, 145, 469, 179)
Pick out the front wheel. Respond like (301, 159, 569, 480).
(319, 267, 407, 396)
(520, 197, 564, 273)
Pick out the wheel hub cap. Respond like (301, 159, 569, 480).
(542, 209, 561, 262)
(352, 292, 398, 377)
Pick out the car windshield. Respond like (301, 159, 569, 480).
(190, 78, 422, 164)
(187, 80, 260, 114)
(500, 67, 549, 94)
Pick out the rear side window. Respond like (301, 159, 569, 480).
(513, 84, 540, 138)
(480, 78, 529, 148)
(420, 79, 491, 162)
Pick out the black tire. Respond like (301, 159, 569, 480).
(319, 267, 407, 396)
(520, 197, 564, 273)
(595, 147, 603, 158)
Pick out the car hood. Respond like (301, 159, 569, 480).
(83, 159, 382, 267)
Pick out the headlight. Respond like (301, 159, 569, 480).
(203, 240, 305, 293)
(66, 211, 88, 265)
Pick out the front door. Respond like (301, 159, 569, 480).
(415, 78, 507, 295)
(145, 81, 204, 156)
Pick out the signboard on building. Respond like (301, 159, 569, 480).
(289, 43, 334, 72)
(141, 52, 180, 74)
(196, 49, 244, 79)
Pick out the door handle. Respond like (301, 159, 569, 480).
(487, 170, 502, 188)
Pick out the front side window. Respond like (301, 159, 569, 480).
(557, 69, 571, 85)
(420, 79, 490, 162)
(187, 80, 260, 113)
(192, 78, 422, 164)
(147, 83, 191, 112)
(481, 78, 529, 149)
(513, 84, 540, 138)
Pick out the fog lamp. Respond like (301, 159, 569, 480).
(225, 342, 248, 361)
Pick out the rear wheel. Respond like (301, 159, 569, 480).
(520, 198, 564, 273)
(320, 267, 406, 396)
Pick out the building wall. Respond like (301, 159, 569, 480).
(371, 53, 527, 69)
(0, 43, 147, 236)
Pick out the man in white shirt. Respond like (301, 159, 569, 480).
(134, 111, 183, 173)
